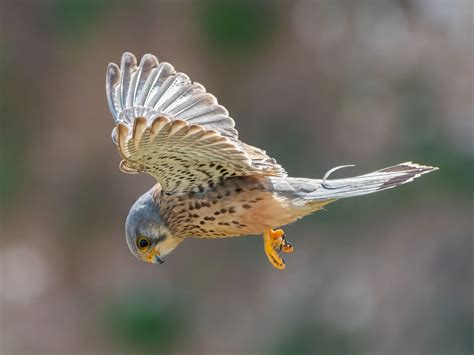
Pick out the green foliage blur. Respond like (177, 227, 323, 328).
(104, 292, 182, 353)
(199, 0, 275, 54)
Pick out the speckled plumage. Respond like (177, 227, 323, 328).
(106, 52, 438, 268)
(158, 175, 327, 239)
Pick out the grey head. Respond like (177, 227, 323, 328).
(125, 187, 182, 264)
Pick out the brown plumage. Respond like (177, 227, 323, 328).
(158, 176, 332, 240)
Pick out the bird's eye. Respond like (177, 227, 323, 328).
(137, 237, 150, 250)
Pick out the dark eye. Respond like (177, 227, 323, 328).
(137, 237, 150, 250)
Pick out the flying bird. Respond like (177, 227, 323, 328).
(106, 52, 437, 270)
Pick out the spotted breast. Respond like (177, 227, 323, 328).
(158, 176, 309, 239)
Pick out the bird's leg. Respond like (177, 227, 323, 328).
(263, 229, 294, 270)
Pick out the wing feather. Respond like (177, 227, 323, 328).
(106, 52, 238, 138)
(120, 53, 138, 109)
(117, 116, 273, 193)
(132, 54, 158, 106)
(143, 62, 176, 107)
(106, 63, 121, 119)
(107, 52, 285, 193)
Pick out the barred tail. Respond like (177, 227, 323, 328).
(309, 162, 438, 200)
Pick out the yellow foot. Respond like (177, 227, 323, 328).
(263, 229, 294, 270)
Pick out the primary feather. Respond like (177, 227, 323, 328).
(107, 52, 285, 194)
(107, 52, 238, 140)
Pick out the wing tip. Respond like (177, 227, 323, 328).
(106, 51, 239, 139)
(107, 62, 120, 80)
(121, 52, 137, 67)
(141, 53, 158, 64)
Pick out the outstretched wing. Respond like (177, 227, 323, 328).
(107, 52, 238, 141)
(106, 52, 285, 193)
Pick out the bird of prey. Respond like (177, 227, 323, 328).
(106, 52, 438, 270)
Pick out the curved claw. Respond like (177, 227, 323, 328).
(282, 239, 293, 253)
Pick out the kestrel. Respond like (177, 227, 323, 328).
(106, 52, 438, 270)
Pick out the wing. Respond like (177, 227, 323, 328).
(107, 52, 285, 193)
(107, 52, 239, 141)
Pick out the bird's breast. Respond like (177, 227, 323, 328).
(159, 176, 303, 239)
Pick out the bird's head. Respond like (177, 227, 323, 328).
(125, 187, 182, 264)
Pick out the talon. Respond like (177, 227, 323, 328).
(282, 240, 293, 253)
(263, 229, 294, 270)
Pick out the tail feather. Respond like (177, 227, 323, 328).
(310, 162, 438, 200)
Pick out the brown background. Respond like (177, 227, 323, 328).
(1, 1, 472, 354)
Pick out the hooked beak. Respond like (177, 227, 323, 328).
(144, 248, 165, 264)
(154, 255, 165, 264)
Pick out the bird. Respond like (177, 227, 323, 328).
(106, 52, 438, 270)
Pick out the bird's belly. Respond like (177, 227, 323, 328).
(181, 191, 283, 238)
(163, 176, 309, 239)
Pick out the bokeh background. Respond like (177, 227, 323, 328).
(1, 0, 472, 354)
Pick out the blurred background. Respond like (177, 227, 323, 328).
(0, 0, 472, 354)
